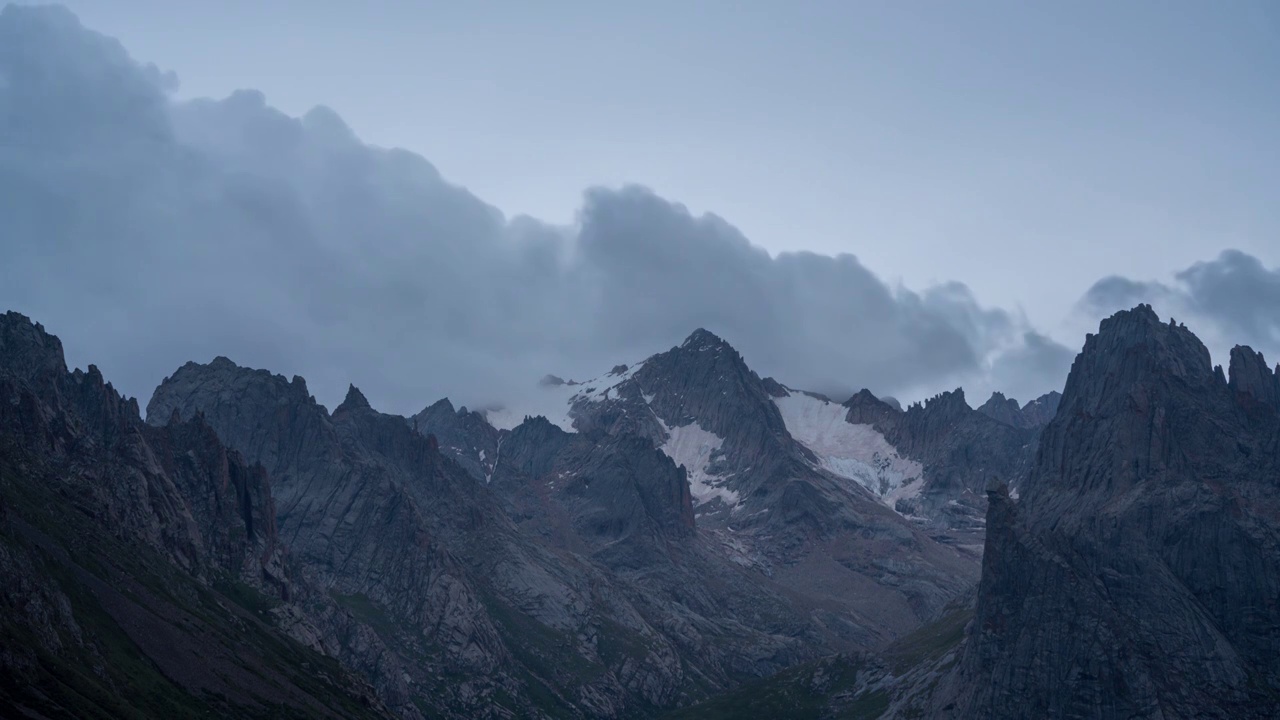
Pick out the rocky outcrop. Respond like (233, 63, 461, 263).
(843, 388, 901, 426)
(975, 390, 1062, 429)
(1018, 390, 1061, 427)
(493, 417, 697, 554)
(939, 305, 1280, 718)
(535, 330, 981, 641)
(841, 387, 1041, 535)
(150, 358, 574, 717)
(569, 328, 809, 510)
(408, 397, 500, 481)
(975, 391, 1026, 428)
(1228, 345, 1280, 412)
(0, 313, 285, 591)
(148, 351, 878, 716)
(0, 311, 386, 718)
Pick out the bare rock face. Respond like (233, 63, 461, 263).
(0, 312, 386, 718)
(975, 391, 1027, 428)
(975, 390, 1063, 429)
(842, 387, 1042, 537)
(491, 417, 696, 553)
(670, 307, 1279, 719)
(1228, 345, 1280, 412)
(408, 397, 500, 481)
(150, 359, 558, 717)
(0, 313, 283, 590)
(939, 305, 1280, 718)
(1018, 390, 1061, 427)
(843, 388, 900, 426)
(568, 328, 810, 518)
(148, 350, 869, 717)
(553, 330, 981, 642)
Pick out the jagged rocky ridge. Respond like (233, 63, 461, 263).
(0, 312, 388, 718)
(841, 387, 1044, 538)
(409, 398, 500, 483)
(477, 328, 1054, 549)
(150, 363, 795, 717)
(672, 305, 1280, 719)
(0, 310, 1078, 719)
(146, 332, 986, 717)
(975, 390, 1062, 429)
(934, 305, 1280, 718)
(471, 331, 983, 631)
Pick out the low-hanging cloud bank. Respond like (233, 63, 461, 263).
(0, 4, 1136, 415)
(1081, 250, 1280, 370)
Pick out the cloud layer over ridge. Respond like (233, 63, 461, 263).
(0, 4, 1228, 416)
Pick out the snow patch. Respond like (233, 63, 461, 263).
(483, 437, 503, 484)
(773, 393, 923, 505)
(659, 421, 738, 508)
(571, 361, 642, 406)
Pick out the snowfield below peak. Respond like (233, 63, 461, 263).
(482, 358, 741, 510)
(773, 392, 923, 506)
(659, 420, 738, 510)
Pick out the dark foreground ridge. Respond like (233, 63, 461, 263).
(0, 311, 388, 718)
(938, 305, 1280, 718)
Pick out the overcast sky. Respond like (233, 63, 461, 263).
(3, 2, 1278, 416)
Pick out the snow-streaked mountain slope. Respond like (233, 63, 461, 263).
(773, 390, 923, 507)
(478, 348, 930, 516)
(656, 418, 738, 509)
(481, 359, 742, 510)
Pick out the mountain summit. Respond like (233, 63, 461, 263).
(940, 304, 1280, 718)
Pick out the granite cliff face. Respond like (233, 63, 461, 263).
(1018, 390, 1062, 427)
(565, 329, 808, 520)
(33, 305, 1253, 719)
(668, 306, 1280, 719)
(486, 329, 982, 641)
(975, 390, 1062, 430)
(0, 312, 387, 718)
(8, 311, 841, 719)
(974, 391, 1026, 428)
(938, 305, 1280, 718)
(409, 398, 501, 483)
(842, 386, 1043, 540)
(151, 360, 635, 717)
(150, 345, 944, 717)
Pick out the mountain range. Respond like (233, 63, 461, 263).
(2, 304, 1277, 718)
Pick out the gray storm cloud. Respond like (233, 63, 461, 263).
(2, 4, 1076, 414)
(1081, 250, 1280, 369)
